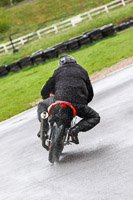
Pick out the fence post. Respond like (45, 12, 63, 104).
(36, 31, 42, 39)
(105, 5, 109, 13)
(121, 0, 126, 6)
(20, 38, 25, 45)
(3, 45, 8, 53)
(88, 12, 92, 20)
(71, 20, 76, 27)
(53, 25, 58, 33)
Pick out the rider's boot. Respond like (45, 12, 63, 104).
(69, 126, 80, 144)
(38, 111, 49, 151)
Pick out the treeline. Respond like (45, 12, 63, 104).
(0, 0, 23, 7)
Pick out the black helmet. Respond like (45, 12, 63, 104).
(58, 55, 77, 67)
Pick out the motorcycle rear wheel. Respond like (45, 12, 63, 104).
(48, 123, 64, 163)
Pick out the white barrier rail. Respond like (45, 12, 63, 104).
(0, 0, 132, 55)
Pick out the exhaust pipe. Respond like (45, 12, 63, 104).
(40, 111, 49, 141)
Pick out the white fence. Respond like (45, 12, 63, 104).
(0, 0, 132, 55)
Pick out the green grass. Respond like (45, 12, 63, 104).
(0, 8, 9, 32)
(0, 1, 133, 43)
(0, 27, 133, 121)
(0, 2, 133, 66)
(0, 0, 113, 37)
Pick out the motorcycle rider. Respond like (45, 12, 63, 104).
(37, 55, 100, 150)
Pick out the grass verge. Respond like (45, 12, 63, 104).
(0, 27, 133, 121)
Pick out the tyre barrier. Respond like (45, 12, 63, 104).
(114, 22, 130, 32)
(44, 47, 58, 59)
(129, 20, 133, 26)
(78, 35, 91, 46)
(0, 65, 8, 77)
(114, 18, 133, 32)
(18, 56, 33, 68)
(53, 42, 68, 54)
(100, 23, 115, 37)
(83, 28, 103, 42)
(31, 49, 46, 64)
(0, 20, 133, 78)
(65, 38, 81, 51)
(6, 61, 21, 72)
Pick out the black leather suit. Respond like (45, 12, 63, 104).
(37, 62, 100, 132)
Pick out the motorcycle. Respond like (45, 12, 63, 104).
(40, 101, 77, 163)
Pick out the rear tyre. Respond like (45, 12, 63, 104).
(48, 123, 64, 163)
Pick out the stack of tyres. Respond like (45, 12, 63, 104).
(78, 35, 91, 46)
(68, 35, 91, 46)
(122, 18, 133, 27)
(129, 19, 133, 26)
(0, 65, 8, 77)
(122, 22, 130, 29)
(84, 28, 103, 42)
(6, 61, 21, 72)
(100, 24, 115, 37)
(43, 48, 58, 59)
(53, 43, 68, 54)
(114, 24, 122, 32)
(31, 49, 46, 64)
(18, 56, 33, 68)
(65, 38, 80, 51)
(89, 28, 103, 41)
(114, 22, 130, 32)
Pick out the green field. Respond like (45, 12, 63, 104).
(0, 2, 133, 67)
(0, 1, 133, 44)
(0, 27, 133, 122)
(0, 0, 114, 38)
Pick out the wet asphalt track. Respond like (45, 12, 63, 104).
(0, 64, 133, 200)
